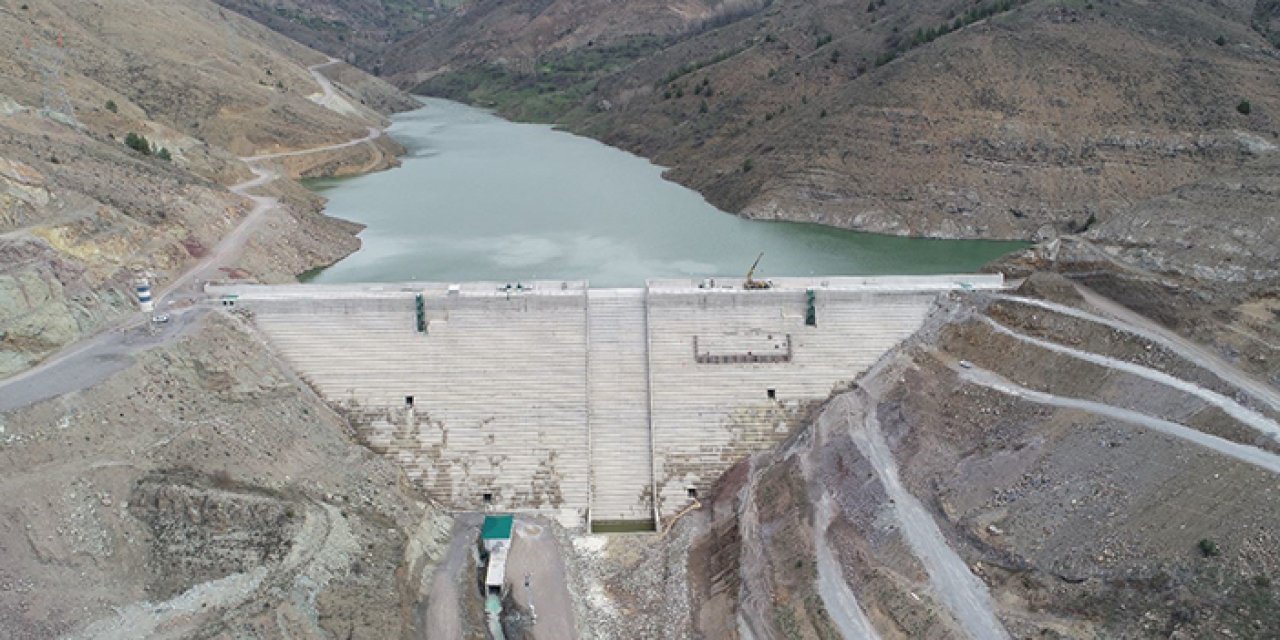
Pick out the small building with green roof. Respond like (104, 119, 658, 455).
(480, 514, 514, 595)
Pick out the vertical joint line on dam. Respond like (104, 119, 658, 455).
(583, 281, 593, 526)
(645, 283, 659, 528)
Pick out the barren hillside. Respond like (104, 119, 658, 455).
(654, 274, 1280, 638)
(385, 0, 1280, 244)
(1, 1, 1276, 637)
(210, 0, 459, 69)
(0, 314, 454, 639)
(0, 0, 411, 377)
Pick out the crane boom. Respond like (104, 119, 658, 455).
(744, 252, 771, 289)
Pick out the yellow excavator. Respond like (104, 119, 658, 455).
(744, 252, 772, 289)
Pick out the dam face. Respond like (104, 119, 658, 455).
(210, 275, 1003, 529)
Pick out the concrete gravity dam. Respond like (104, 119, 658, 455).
(210, 274, 1005, 530)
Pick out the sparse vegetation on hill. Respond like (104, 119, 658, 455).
(2, 1, 1278, 637)
(417, 36, 665, 122)
(0, 0, 408, 375)
(211, 0, 454, 67)
(372, 0, 1280, 246)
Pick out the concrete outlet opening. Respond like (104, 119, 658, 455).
(766, 388, 776, 400)
(405, 395, 414, 407)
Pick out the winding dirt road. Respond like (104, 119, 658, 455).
(955, 363, 1280, 476)
(978, 315, 1280, 442)
(994, 290, 1280, 413)
(0, 59, 385, 411)
(846, 400, 1011, 640)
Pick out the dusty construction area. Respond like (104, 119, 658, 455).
(425, 272, 1280, 639)
(658, 274, 1280, 639)
(0, 314, 453, 638)
(1, 0, 1277, 634)
(1, 268, 1277, 638)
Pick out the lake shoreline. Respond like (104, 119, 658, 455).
(301, 98, 1026, 287)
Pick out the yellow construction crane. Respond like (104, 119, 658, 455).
(744, 252, 772, 289)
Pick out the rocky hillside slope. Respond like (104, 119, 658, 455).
(376, 0, 1280, 396)
(384, 0, 1280, 242)
(0, 0, 412, 377)
(0, 313, 453, 639)
(650, 273, 1280, 638)
(382, 0, 727, 87)
(210, 0, 459, 70)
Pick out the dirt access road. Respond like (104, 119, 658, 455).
(0, 60, 384, 411)
(505, 518, 579, 639)
(997, 287, 1280, 414)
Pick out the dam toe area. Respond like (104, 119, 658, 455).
(211, 275, 1003, 529)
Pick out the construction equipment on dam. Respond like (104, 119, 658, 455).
(206, 274, 1005, 531)
(743, 252, 772, 290)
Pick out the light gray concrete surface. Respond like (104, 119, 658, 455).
(220, 276, 1000, 526)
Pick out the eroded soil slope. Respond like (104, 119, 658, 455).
(0, 314, 452, 639)
(386, 0, 1280, 242)
(669, 275, 1280, 638)
(0, 0, 411, 377)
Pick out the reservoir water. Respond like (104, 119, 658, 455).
(304, 98, 1025, 286)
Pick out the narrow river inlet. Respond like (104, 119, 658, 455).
(304, 98, 1025, 286)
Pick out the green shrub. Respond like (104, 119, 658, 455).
(105, 100, 118, 113)
(1198, 538, 1221, 557)
(124, 132, 152, 156)
(742, 158, 754, 173)
(1215, 35, 1226, 46)
(157, 148, 172, 162)
(1237, 99, 1252, 115)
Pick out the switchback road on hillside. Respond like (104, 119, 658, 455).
(993, 290, 1280, 414)
(0, 71, 385, 412)
(978, 315, 1280, 442)
(954, 363, 1280, 476)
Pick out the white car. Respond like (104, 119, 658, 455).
(151, 314, 170, 324)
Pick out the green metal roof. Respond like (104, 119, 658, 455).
(481, 515, 514, 540)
